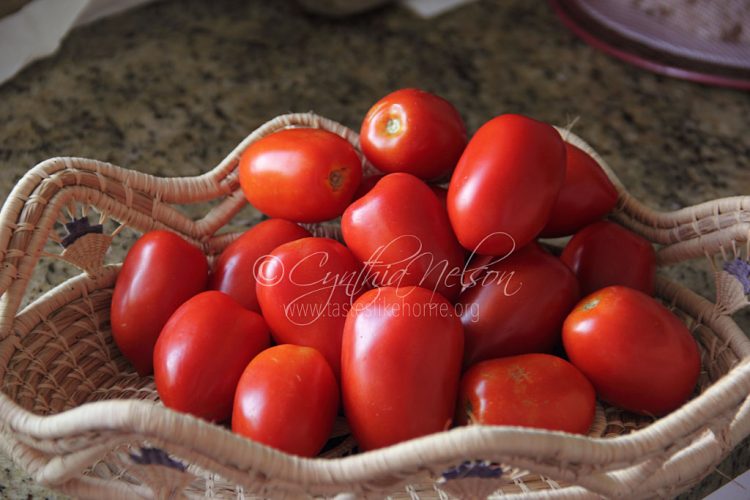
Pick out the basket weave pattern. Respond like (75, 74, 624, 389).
(0, 113, 749, 499)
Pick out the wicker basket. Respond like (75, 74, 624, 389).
(0, 112, 749, 499)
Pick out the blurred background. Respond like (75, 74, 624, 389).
(0, 0, 748, 497)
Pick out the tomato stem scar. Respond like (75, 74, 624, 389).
(386, 118, 401, 135)
(582, 298, 600, 311)
(328, 168, 345, 191)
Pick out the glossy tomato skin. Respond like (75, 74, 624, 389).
(447, 114, 566, 256)
(561, 221, 656, 296)
(342, 173, 465, 301)
(457, 244, 580, 367)
(232, 344, 338, 457)
(239, 128, 363, 222)
(256, 237, 363, 378)
(154, 291, 270, 422)
(209, 219, 310, 312)
(360, 88, 467, 181)
(540, 143, 618, 238)
(456, 354, 596, 434)
(563, 286, 700, 416)
(111, 230, 208, 376)
(342, 286, 463, 451)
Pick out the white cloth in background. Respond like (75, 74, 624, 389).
(0, 0, 156, 85)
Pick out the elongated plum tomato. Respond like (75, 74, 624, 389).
(256, 237, 363, 378)
(209, 219, 310, 312)
(457, 244, 579, 367)
(456, 354, 596, 434)
(232, 344, 338, 457)
(239, 128, 362, 222)
(360, 88, 467, 181)
(342, 286, 464, 451)
(447, 114, 566, 256)
(342, 173, 465, 301)
(111, 230, 208, 376)
(154, 291, 270, 422)
(541, 143, 618, 237)
(563, 286, 700, 416)
(561, 221, 656, 296)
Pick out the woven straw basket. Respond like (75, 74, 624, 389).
(1, 112, 749, 500)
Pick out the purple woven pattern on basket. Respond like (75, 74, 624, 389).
(442, 460, 503, 480)
(130, 447, 187, 472)
(60, 217, 103, 248)
(723, 258, 750, 294)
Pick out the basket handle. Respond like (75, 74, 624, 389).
(0, 113, 370, 341)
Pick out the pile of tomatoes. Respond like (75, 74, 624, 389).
(110, 89, 701, 457)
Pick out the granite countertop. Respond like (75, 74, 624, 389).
(0, 0, 749, 498)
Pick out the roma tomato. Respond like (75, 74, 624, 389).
(457, 244, 579, 367)
(154, 291, 270, 422)
(209, 219, 310, 312)
(232, 344, 338, 457)
(111, 230, 208, 376)
(342, 286, 464, 451)
(561, 221, 655, 296)
(360, 88, 466, 181)
(563, 286, 700, 416)
(456, 354, 596, 434)
(342, 173, 465, 301)
(256, 237, 363, 378)
(239, 128, 363, 222)
(541, 143, 618, 237)
(447, 114, 566, 256)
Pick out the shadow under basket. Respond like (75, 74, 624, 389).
(0, 113, 749, 499)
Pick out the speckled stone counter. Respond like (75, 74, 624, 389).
(0, 0, 749, 498)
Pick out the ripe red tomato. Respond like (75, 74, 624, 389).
(457, 244, 579, 367)
(360, 88, 467, 181)
(541, 143, 619, 238)
(111, 230, 208, 376)
(456, 354, 596, 434)
(232, 344, 338, 457)
(561, 221, 656, 296)
(563, 286, 700, 416)
(209, 219, 310, 312)
(239, 128, 363, 222)
(341, 286, 464, 451)
(153, 291, 270, 422)
(447, 114, 566, 256)
(342, 173, 465, 301)
(256, 237, 363, 378)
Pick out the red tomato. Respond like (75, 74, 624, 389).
(541, 143, 619, 237)
(561, 221, 655, 296)
(447, 114, 566, 256)
(239, 128, 363, 222)
(256, 237, 363, 378)
(341, 286, 464, 451)
(457, 244, 579, 367)
(563, 286, 700, 416)
(342, 173, 465, 301)
(154, 291, 270, 422)
(360, 88, 467, 181)
(209, 219, 310, 312)
(232, 344, 338, 457)
(353, 174, 385, 200)
(456, 354, 596, 434)
(111, 230, 208, 376)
